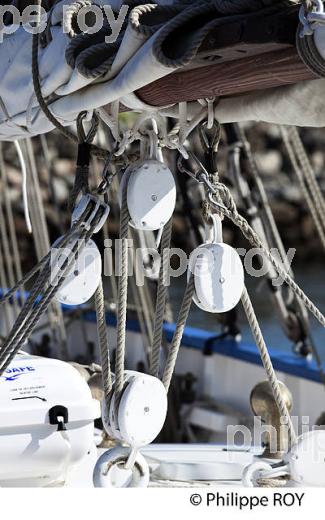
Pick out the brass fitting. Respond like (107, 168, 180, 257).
(250, 380, 293, 459)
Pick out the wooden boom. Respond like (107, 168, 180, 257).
(135, 47, 316, 107)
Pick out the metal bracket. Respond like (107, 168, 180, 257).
(71, 194, 110, 234)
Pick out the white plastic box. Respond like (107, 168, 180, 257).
(0, 354, 100, 487)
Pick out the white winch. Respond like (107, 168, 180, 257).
(0, 354, 100, 487)
(94, 371, 168, 488)
(189, 214, 244, 313)
(120, 160, 176, 231)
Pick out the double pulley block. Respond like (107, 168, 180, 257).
(94, 371, 168, 488)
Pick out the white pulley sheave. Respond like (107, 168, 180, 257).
(51, 236, 102, 306)
(120, 160, 176, 231)
(189, 214, 244, 313)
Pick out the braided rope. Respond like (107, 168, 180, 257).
(0, 217, 82, 307)
(150, 218, 173, 377)
(0, 226, 91, 375)
(0, 208, 94, 374)
(114, 181, 130, 398)
(281, 127, 325, 252)
(287, 127, 325, 224)
(95, 279, 112, 411)
(209, 185, 325, 327)
(256, 476, 289, 487)
(241, 287, 297, 446)
(162, 274, 195, 391)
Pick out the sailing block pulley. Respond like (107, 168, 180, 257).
(52, 236, 102, 306)
(51, 194, 109, 306)
(120, 160, 176, 231)
(242, 430, 325, 487)
(189, 214, 244, 313)
(94, 371, 167, 488)
(102, 371, 167, 447)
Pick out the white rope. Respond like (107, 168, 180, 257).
(14, 140, 32, 234)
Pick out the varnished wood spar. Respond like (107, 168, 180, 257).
(135, 48, 317, 107)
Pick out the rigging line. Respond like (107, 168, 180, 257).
(228, 127, 312, 347)
(280, 126, 325, 252)
(237, 125, 318, 369)
(208, 185, 325, 328)
(0, 208, 87, 306)
(25, 139, 50, 255)
(127, 231, 152, 360)
(0, 254, 77, 374)
(0, 253, 49, 305)
(0, 257, 53, 371)
(0, 241, 12, 335)
(0, 220, 96, 375)
(276, 131, 325, 385)
(129, 275, 152, 362)
(150, 218, 173, 378)
(0, 151, 21, 319)
(0, 211, 89, 365)
(129, 227, 155, 349)
(14, 140, 32, 234)
(288, 126, 325, 223)
(114, 179, 130, 400)
(95, 279, 112, 413)
(241, 286, 297, 448)
(237, 125, 293, 272)
(25, 138, 69, 357)
(0, 145, 24, 294)
(23, 139, 68, 358)
(39, 134, 65, 235)
(20, 140, 44, 261)
(31, 4, 108, 161)
(0, 197, 20, 320)
(93, 156, 118, 304)
(162, 274, 195, 392)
